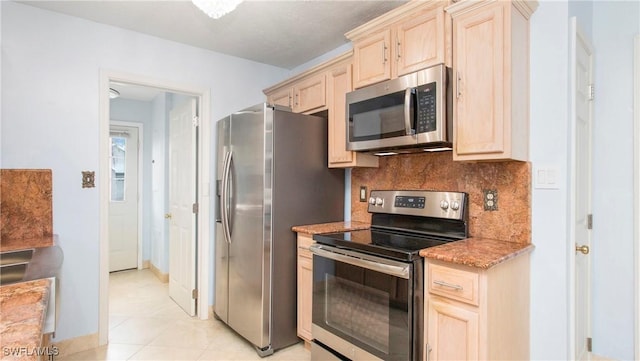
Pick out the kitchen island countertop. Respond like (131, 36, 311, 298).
(420, 238, 534, 269)
(292, 221, 370, 235)
(0, 278, 51, 361)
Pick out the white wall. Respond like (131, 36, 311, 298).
(530, 2, 571, 358)
(1, 1, 288, 342)
(591, 2, 639, 359)
(150, 93, 169, 274)
(530, 1, 638, 359)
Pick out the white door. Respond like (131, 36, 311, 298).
(571, 17, 593, 361)
(109, 125, 139, 272)
(168, 99, 198, 316)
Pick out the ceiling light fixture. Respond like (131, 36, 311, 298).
(109, 88, 120, 99)
(192, 0, 243, 19)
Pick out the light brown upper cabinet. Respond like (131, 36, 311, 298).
(266, 73, 326, 113)
(448, 0, 537, 161)
(347, 1, 450, 89)
(263, 53, 378, 168)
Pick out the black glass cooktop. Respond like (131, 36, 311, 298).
(313, 228, 454, 262)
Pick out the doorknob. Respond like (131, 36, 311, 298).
(165, 213, 172, 219)
(576, 244, 590, 255)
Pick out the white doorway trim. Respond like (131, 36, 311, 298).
(634, 34, 640, 361)
(110, 120, 144, 270)
(99, 70, 212, 346)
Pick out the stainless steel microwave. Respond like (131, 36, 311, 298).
(346, 64, 452, 155)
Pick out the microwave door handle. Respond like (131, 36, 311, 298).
(404, 88, 415, 136)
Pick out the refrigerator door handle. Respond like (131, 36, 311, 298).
(221, 150, 233, 244)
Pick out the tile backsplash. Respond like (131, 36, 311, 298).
(1, 169, 54, 251)
(351, 152, 531, 244)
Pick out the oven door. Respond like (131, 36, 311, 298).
(310, 244, 420, 361)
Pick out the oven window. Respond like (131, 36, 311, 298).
(313, 256, 411, 360)
(325, 274, 390, 353)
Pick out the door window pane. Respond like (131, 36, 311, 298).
(110, 136, 126, 201)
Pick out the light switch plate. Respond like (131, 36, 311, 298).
(534, 165, 560, 189)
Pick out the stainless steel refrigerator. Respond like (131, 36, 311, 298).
(215, 103, 344, 356)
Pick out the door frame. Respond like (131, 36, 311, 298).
(109, 121, 144, 270)
(634, 34, 640, 361)
(98, 70, 211, 345)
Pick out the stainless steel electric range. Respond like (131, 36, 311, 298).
(310, 190, 468, 361)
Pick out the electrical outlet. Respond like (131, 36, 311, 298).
(359, 186, 368, 202)
(483, 189, 498, 211)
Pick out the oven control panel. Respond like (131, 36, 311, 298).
(368, 190, 467, 220)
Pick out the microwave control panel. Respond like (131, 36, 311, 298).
(416, 82, 437, 133)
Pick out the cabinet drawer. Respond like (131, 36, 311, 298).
(297, 234, 314, 251)
(428, 263, 479, 306)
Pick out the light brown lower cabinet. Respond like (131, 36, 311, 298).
(424, 254, 530, 360)
(296, 233, 314, 346)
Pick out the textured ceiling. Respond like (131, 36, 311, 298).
(21, 0, 407, 70)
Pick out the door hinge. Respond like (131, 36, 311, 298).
(588, 84, 594, 101)
(192, 289, 198, 299)
(193, 116, 199, 127)
(587, 337, 592, 352)
(192, 203, 199, 214)
(587, 214, 593, 230)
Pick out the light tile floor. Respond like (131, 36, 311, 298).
(59, 269, 309, 361)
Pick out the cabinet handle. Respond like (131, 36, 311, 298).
(456, 71, 462, 99)
(382, 43, 388, 64)
(433, 280, 463, 291)
(396, 37, 401, 61)
(295, 93, 299, 106)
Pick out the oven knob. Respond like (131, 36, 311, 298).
(440, 200, 449, 210)
(451, 201, 460, 211)
(369, 197, 376, 205)
(375, 197, 384, 206)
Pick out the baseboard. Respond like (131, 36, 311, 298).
(52, 332, 99, 358)
(149, 262, 169, 283)
(592, 354, 616, 361)
(209, 304, 215, 319)
(142, 259, 150, 269)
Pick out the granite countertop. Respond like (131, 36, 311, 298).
(292, 221, 370, 235)
(0, 278, 52, 361)
(420, 237, 534, 269)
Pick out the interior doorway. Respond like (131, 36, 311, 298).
(98, 71, 212, 346)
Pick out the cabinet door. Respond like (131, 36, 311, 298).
(427, 298, 479, 361)
(293, 73, 326, 113)
(453, 2, 506, 160)
(327, 64, 354, 166)
(352, 29, 392, 89)
(327, 64, 379, 169)
(269, 88, 292, 109)
(394, 6, 445, 77)
(297, 252, 313, 342)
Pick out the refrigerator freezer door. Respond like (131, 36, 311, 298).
(227, 105, 271, 349)
(214, 117, 230, 323)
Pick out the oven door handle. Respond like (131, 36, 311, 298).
(309, 244, 410, 279)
